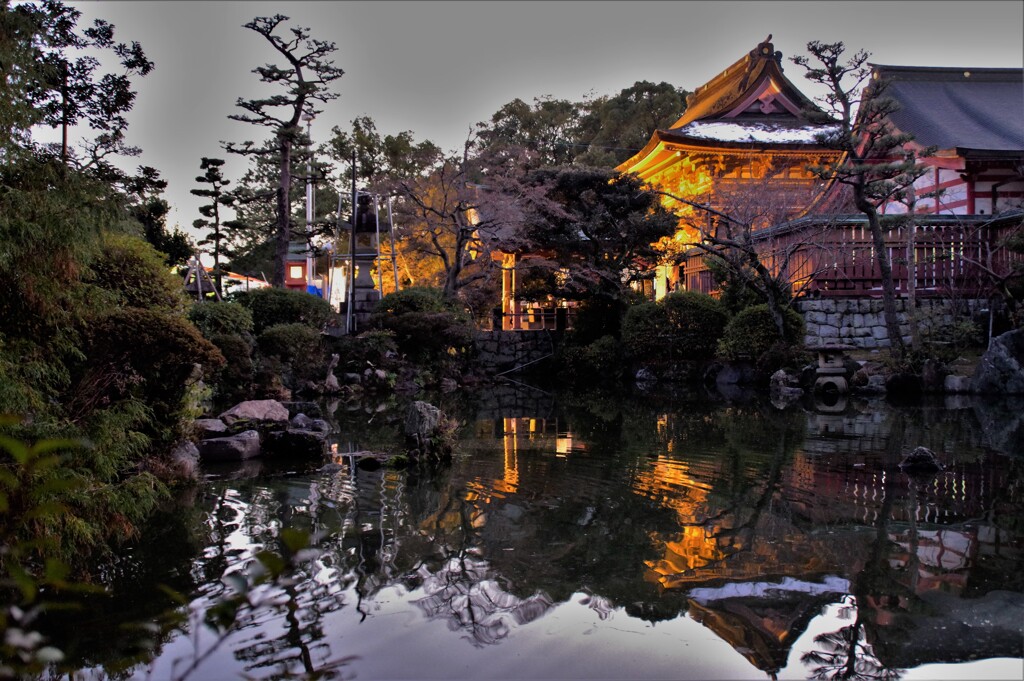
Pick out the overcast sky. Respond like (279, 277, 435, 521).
(67, 1, 1023, 235)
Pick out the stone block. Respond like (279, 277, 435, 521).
(199, 430, 262, 462)
(944, 375, 972, 394)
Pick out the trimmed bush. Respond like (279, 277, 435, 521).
(75, 307, 225, 438)
(209, 332, 254, 402)
(622, 302, 670, 360)
(188, 302, 254, 339)
(557, 335, 624, 384)
(371, 287, 474, 365)
(570, 296, 628, 344)
(621, 292, 728, 364)
(86, 233, 188, 313)
(662, 292, 729, 359)
(717, 304, 804, 361)
(233, 287, 336, 333)
(326, 329, 399, 375)
(373, 286, 465, 318)
(257, 323, 323, 364)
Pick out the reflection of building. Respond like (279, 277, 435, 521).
(688, 583, 847, 677)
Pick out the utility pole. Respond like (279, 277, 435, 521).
(304, 113, 315, 293)
(346, 149, 357, 334)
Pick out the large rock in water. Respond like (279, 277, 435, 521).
(972, 328, 1024, 395)
(195, 418, 228, 438)
(168, 441, 200, 480)
(404, 400, 446, 453)
(199, 430, 261, 462)
(219, 399, 290, 426)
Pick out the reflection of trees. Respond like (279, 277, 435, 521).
(646, 405, 812, 588)
(229, 573, 353, 680)
(413, 556, 555, 646)
(195, 478, 354, 679)
(37, 491, 207, 677)
(802, 416, 909, 681)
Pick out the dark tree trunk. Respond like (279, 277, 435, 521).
(856, 186, 905, 357)
(273, 135, 293, 288)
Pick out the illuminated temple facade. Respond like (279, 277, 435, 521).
(493, 38, 1023, 328)
(615, 36, 843, 299)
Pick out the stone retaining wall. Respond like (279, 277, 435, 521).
(474, 330, 559, 374)
(797, 298, 985, 349)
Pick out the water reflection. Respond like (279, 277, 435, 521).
(63, 392, 1024, 680)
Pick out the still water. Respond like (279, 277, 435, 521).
(60, 387, 1024, 680)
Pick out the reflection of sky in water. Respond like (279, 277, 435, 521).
(74, 400, 1024, 679)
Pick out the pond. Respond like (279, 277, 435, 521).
(53, 385, 1024, 680)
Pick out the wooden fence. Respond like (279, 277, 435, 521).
(679, 216, 1024, 299)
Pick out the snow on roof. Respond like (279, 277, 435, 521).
(687, 575, 850, 604)
(675, 120, 838, 145)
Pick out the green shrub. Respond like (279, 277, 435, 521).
(621, 292, 728, 364)
(188, 302, 254, 339)
(233, 287, 337, 333)
(371, 288, 474, 365)
(257, 323, 323, 365)
(557, 335, 624, 384)
(209, 332, 254, 402)
(75, 307, 224, 441)
(717, 304, 804, 361)
(569, 296, 628, 344)
(86, 233, 187, 313)
(662, 292, 729, 359)
(622, 302, 670, 360)
(326, 329, 399, 375)
(373, 286, 466, 318)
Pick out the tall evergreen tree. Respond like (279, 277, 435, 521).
(191, 157, 233, 294)
(224, 14, 344, 288)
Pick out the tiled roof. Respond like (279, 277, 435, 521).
(873, 64, 1024, 153)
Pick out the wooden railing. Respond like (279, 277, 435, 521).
(678, 216, 1024, 299)
(493, 306, 573, 331)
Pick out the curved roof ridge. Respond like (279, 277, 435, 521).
(670, 36, 819, 129)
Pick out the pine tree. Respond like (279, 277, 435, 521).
(224, 14, 344, 288)
(792, 41, 933, 359)
(191, 157, 233, 295)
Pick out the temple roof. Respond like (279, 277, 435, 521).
(871, 64, 1024, 154)
(618, 37, 836, 174)
(670, 35, 821, 129)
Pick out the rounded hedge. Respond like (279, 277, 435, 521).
(622, 302, 669, 360)
(188, 301, 254, 339)
(662, 291, 729, 359)
(87, 233, 188, 313)
(370, 287, 474, 364)
(373, 286, 466, 319)
(621, 291, 728, 362)
(717, 304, 804, 361)
(232, 287, 336, 333)
(257, 323, 323, 364)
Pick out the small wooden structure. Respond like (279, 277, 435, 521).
(182, 255, 221, 302)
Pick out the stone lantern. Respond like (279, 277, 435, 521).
(343, 193, 382, 332)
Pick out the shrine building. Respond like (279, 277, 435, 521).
(616, 36, 843, 299)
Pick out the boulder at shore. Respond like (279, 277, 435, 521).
(972, 328, 1024, 395)
(219, 399, 290, 426)
(199, 430, 262, 462)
